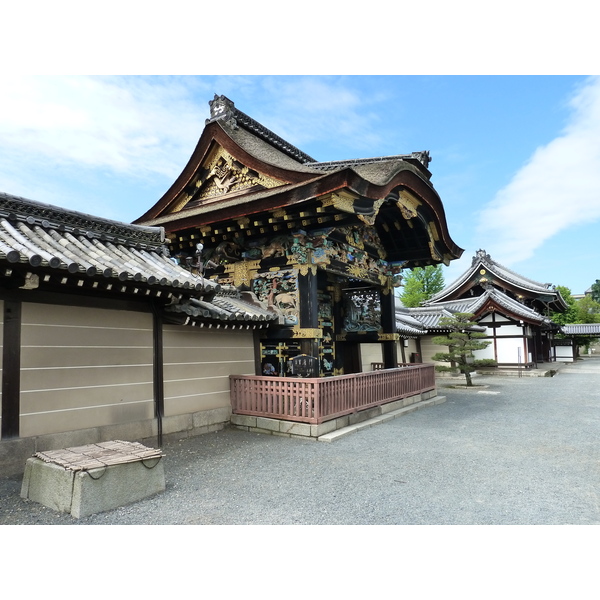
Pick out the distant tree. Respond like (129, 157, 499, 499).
(431, 312, 496, 387)
(399, 265, 445, 307)
(551, 285, 600, 353)
(550, 285, 579, 326)
(590, 280, 600, 303)
(574, 295, 600, 324)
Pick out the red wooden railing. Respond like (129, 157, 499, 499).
(230, 365, 436, 424)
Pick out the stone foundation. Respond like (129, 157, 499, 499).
(230, 390, 439, 440)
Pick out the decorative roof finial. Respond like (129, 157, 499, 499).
(472, 249, 492, 266)
(411, 151, 431, 168)
(207, 94, 237, 128)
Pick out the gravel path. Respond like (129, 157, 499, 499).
(2, 357, 599, 525)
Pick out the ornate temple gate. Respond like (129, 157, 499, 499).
(202, 223, 402, 378)
(133, 94, 463, 416)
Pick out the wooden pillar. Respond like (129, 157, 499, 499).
(2, 300, 21, 439)
(297, 266, 320, 358)
(331, 281, 345, 374)
(152, 308, 164, 447)
(380, 284, 398, 369)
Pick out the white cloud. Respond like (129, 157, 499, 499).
(0, 75, 393, 220)
(0, 75, 388, 190)
(0, 75, 208, 179)
(475, 76, 600, 265)
(249, 77, 385, 157)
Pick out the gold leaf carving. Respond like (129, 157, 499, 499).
(224, 260, 261, 287)
(378, 333, 400, 341)
(428, 241, 443, 261)
(291, 327, 323, 339)
(319, 190, 359, 214)
(357, 198, 385, 226)
(396, 190, 420, 219)
(298, 264, 317, 276)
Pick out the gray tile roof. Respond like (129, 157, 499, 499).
(427, 249, 566, 305)
(394, 303, 427, 336)
(0, 192, 278, 327)
(402, 306, 457, 330)
(0, 192, 213, 294)
(561, 324, 600, 335)
(207, 95, 316, 164)
(165, 287, 279, 326)
(434, 288, 550, 325)
(208, 95, 433, 186)
(405, 287, 551, 330)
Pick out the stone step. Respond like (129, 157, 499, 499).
(317, 396, 446, 443)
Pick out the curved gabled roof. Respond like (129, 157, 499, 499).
(135, 95, 463, 269)
(426, 249, 567, 311)
(429, 288, 550, 325)
(407, 287, 553, 330)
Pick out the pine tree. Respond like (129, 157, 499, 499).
(431, 312, 495, 386)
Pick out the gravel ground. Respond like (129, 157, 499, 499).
(2, 357, 599, 525)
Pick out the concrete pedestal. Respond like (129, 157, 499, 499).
(21, 454, 165, 518)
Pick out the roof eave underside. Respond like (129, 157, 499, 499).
(141, 164, 463, 265)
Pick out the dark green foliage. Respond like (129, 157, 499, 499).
(591, 280, 600, 303)
(575, 295, 600, 324)
(431, 312, 495, 387)
(550, 285, 578, 326)
(473, 358, 498, 367)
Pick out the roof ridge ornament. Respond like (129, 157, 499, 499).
(207, 94, 238, 128)
(472, 248, 492, 266)
(410, 151, 431, 168)
(206, 94, 316, 163)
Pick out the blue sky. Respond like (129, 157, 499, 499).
(2, 74, 598, 295)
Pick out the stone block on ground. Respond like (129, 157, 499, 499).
(20, 441, 165, 518)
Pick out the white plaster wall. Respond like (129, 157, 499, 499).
(497, 324, 523, 335)
(473, 343, 495, 360)
(496, 337, 524, 364)
(555, 345, 575, 360)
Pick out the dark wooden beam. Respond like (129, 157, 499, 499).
(152, 308, 164, 448)
(1, 300, 21, 438)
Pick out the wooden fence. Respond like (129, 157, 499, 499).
(230, 364, 436, 424)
